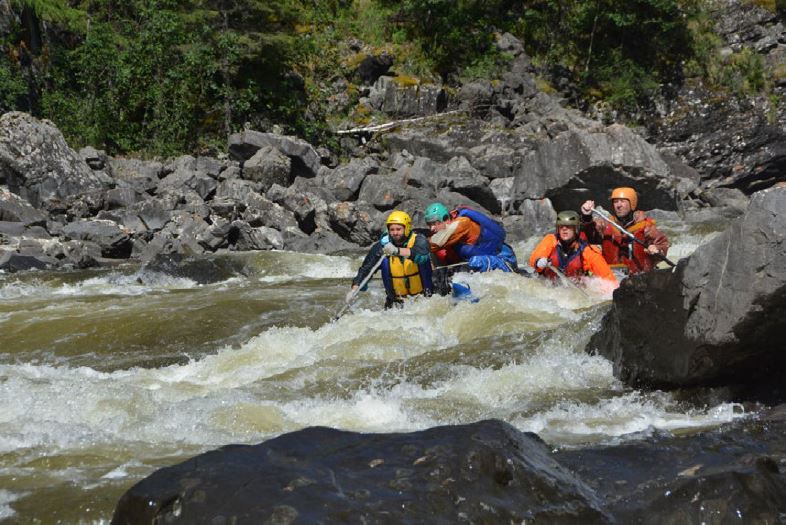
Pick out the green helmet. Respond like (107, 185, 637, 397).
(424, 202, 449, 223)
(556, 210, 580, 228)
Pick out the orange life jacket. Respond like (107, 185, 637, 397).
(600, 218, 656, 274)
(543, 235, 589, 281)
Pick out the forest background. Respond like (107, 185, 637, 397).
(1, 0, 784, 157)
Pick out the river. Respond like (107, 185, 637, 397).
(0, 216, 745, 523)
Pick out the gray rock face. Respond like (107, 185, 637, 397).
(157, 166, 218, 201)
(0, 187, 47, 224)
(322, 157, 378, 201)
(587, 187, 786, 389)
(366, 76, 447, 117)
(62, 219, 133, 258)
(0, 112, 106, 208)
(109, 158, 163, 195)
(241, 145, 291, 190)
(228, 130, 321, 178)
(327, 200, 382, 246)
(514, 124, 698, 211)
(112, 420, 609, 524)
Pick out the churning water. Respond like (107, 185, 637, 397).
(0, 218, 741, 522)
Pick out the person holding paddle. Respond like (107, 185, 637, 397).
(580, 187, 671, 275)
(529, 211, 617, 286)
(346, 210, 433, 310)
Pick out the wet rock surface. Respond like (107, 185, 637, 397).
(113, 412, 786, 524)
(112, 420, 610, 524)
(588, 187, 786, 390)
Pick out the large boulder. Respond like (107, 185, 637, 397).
(109, 158, 163, 195)
(0, 112, 106, 208)
(0, 187, 47, 225)
(587, 187, 786, 389)
(513, 124, 699, 212)
(366, 76, 447, 117)
(112, 420, 608, 524)
(241, 145, 292, 190)
(62, 219, 133, 259)
(228, 130, 321, 179)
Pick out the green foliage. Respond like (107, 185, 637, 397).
(0, 54, 27, 112)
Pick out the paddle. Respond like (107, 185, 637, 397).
(333, 254, 386, 321)
(546, 263, 590, 298)
(591, 208, 677, 268)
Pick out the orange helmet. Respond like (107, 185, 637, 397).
(610, 187, 638, 210)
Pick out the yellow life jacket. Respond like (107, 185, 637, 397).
(388, 234, 424, 297)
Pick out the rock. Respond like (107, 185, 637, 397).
(130, 199, 172, 231)
(104, 187, 140, 210)
(157, 166, 218, 201)
(61, 219, 133, 259)
(267, 184, 329, 235)
(242, 192, 299, 231)
(0, 112, 106, 208)
(112, 420, 608, 524)
(444, 156, 498, 213)
(0, 188, 47, 225)
(366, 76, 447, 117)
(323, 157, 379, 201)
(358, 173, 415, 211)
(228, 129, 321, 179)
(354, 52, 394, 84)
(241, 145, 291, 190)
(587, 187, 786, 390)
(327, 201, 383, 246)
(505, 198, 557, 240)
(109, 158, 164, 195)
(227, 221, 283, 251)
(514, 124, 696, 212)
(79, 146, 109, 171)
(142, 253, 248, 284)
(0, 250, 56, 272)
(284, 229, 358, 254)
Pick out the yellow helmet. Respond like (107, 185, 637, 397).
(610, 187, 638, 210)
(385, 210, 412, 237)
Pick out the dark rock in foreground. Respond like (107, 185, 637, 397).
(587, 187, 786, 391)
(113, 410, 786, 524)
(112, 420, 609, 524)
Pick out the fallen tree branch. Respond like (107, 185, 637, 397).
(335, 109, 466, 135)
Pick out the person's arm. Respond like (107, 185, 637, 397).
(528, 235, 557, 272)
(583, 245, 618, 283)
(407, 234, 431, 265)
(351, 243, 384, 288)
(643, 219, 670, 258)
(580, 200, 604, 244)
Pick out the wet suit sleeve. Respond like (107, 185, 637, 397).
(410, 234, 431, 265)
(351, 242, 384, 287)
(528, 235, 557, 272)
(582, 245, 617, 283)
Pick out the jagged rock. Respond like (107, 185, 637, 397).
(367, 76, 447, 117)
(0, 188, 46, 225)
(327, 201, 383, 246)
(104, 187, 140, 210)
(79, 146, 110, 172)
(0, 250, 56, 272)
(587, 187, 786, 389)
(109, 158, 163, 195)
(228, 221, 283, 251)
(242, 192, 299, 231)
(214, 178, 261, 202)
(61, 219, 133, 259)
(283, 229, 358, 254)
(444, 156, 498, 213)
(267, 184, 329, 235)
(228, 129, 321, 179)
(458, 79, 495, 117)
(59, 240, 102, 269)
(112, 420, 609, 524)
(157, 165, 218, 201)
(130, 199, 172, 231)
(142, 253, 248, 284)
(0, 112, 106, 208)
(322, 157, 379, 201)
(504, 198, 557, 240)
(95, 210, 148, 234)
(241, 145, 291, 190)
(514, 124, 698, 212)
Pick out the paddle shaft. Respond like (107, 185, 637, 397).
(334, 254, 386, 321)
(546, 263, 590, 297)
(591, 208, 676, 268)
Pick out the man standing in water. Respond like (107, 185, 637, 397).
(348, 210, 433, 309)
(530, 211, 617, 284)
(580, 187, 670, 275)
(423, 202, 517, 272)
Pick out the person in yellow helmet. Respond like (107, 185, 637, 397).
(347, 210, 433, 308)
(580, 187, 670, 275)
